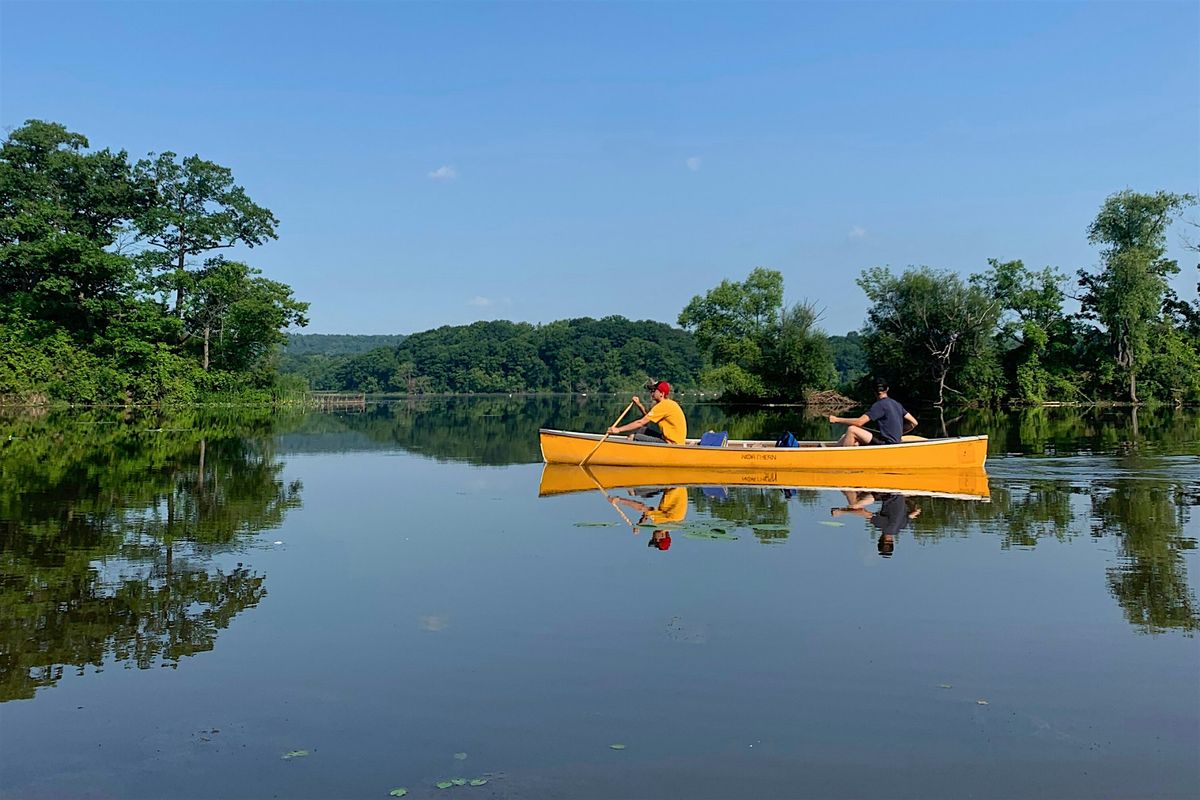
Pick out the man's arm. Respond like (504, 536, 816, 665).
(610, 414, 651, 434)
(828, 413, 870, 426)
(610, 496, 651, 513)
(631, 395, 647, 414)
(902, 412, 918, 433)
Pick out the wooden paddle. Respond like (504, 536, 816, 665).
(580, 402, 635, 466)
(581, 465, 638, 531)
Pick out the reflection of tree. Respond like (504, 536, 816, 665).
(1090, 481, 1199, 634)
(0, 410, 300, 701)
(691, 488, 792, 544)
(957, 406, 1200, 456)
(287, 397, 841, 466)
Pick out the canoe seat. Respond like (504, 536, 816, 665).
(699, 431, 729, 447)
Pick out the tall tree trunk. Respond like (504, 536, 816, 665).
(934, 365, 948, 407)
(203, 325, 210, 371)
(175, 247, 186, 317)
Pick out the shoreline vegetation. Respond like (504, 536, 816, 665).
(3, 119, 1197, 411)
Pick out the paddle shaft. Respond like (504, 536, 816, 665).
(580, 402, 636, 466)
(581, 465, 638, 530)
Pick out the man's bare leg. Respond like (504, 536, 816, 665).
(837, 426, 874, 447)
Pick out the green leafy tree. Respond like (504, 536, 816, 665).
(1078, 190, 1197, 402)
(184, 257, 309, 374)
(827, 331, 868, 387)
(857, 266, 1001, 406)
(678, 269, 833, 400)
(133, 152, 278, 317)
(972, 259, 1077, 403)
(0, 120, 147, 337)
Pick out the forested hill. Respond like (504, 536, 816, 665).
(282, 316, 705, 394)
(284, 333, 407, 356)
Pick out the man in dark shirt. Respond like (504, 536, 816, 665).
(827, 380, 918, 446)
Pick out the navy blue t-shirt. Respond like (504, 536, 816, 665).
(871, 493, 910, 536)
(866, 397, 907, 444)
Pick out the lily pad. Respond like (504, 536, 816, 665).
(469, 779, 488, 786)
(282, 750, 310, 759)
(683, 531, 738, 541)
(390, 790, 408, 798)
(976, 699, 989, 705)
(751, 524, 790, 531)
(453, 752, 468, 760)
(575, 521, 617, 527)
(436, 781, 454, 789)
(451, 778, 467, 786)
(609, 743, 627, 750)
(818, 521, 845, 527)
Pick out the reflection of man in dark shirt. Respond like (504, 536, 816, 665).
(832, 491, 921, 557)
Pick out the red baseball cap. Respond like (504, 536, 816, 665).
(653, 381, 671, 396)
(654, 533, 672, 551)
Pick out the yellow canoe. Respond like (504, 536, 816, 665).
(538, 464, 990, 500)
(539, 429, 989, 470)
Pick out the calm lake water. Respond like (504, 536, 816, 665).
(1, 398, 1198, 799)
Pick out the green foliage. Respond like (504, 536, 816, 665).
(857, 266, 1001, 406)
(284, 333, 408, 356)
(1079, 190, 1198, 402)
(972, 259, 1079, 404)
(132, 151, 279, 315)
(827, 332, 868, 388)
(0, 120, 305, 405)
(679, 268, 835, 400)
(292, 316, 701, 394)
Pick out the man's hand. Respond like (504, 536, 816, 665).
(608, 425, 621, 434)
(827, 415, 838, 424)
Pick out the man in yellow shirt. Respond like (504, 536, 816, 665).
(608, 381, 688, 444)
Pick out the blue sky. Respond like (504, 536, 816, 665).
(3, 1, 1197, 335)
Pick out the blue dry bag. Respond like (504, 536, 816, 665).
(775, 431, 799, 448)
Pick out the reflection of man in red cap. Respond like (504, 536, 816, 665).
(608, 381, 688, 444)
(609, 486, 686, 553)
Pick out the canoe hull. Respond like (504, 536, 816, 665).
(539, 429, 988, 470)
(539, 464, 990, 500)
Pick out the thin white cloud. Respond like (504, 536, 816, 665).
(428, 165, 458, 181)
(467, 296, 493, 307)
(848, 225, 867, 240)
(686, 156, 702, 172)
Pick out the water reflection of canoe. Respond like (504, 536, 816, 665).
(538, 464, 991, 500)
(539, 429, 989, 470)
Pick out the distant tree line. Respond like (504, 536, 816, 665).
(290, 317, 704, 394)
(0, 120, 307, 404)
(283, 333, 408, 356)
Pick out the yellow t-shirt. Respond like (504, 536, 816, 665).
(646, 398, 687, 444)
(645, 487, 688, 524)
